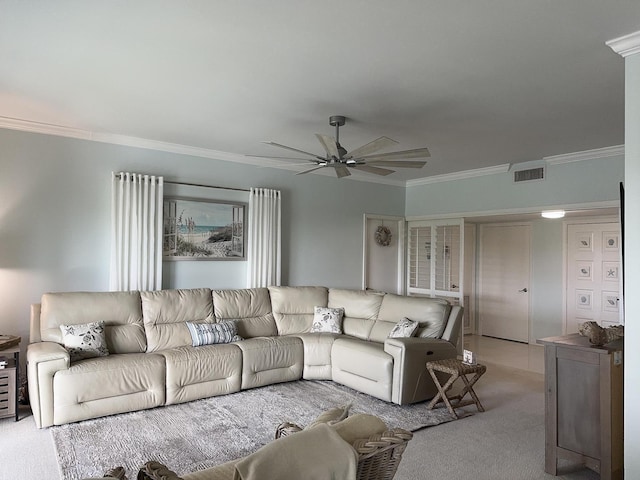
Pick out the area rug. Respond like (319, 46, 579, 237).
(51, 380, 456, 480)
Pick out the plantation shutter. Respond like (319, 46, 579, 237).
(407, 219, 464, 303)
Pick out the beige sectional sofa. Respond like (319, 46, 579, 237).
(27, 286, 463, 428)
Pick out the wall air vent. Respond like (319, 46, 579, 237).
(513, 167, 545, 183)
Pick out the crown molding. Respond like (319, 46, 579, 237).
(0, 116, 624, 188)
(406, 164, 511, 187)
(0, 116, 407, 187)
(606, 31, 640, 58)
(544, 145, 624, 165)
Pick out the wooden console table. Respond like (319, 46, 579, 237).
(0, 344, 20, 421)
(537, 334, 623, 479)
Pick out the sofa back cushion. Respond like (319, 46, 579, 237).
(141, 288, 214, 352)
(328, 289, 383, 340)
(213, 288, 277, 338)
(372, 294, 451, 342)
(268, 286, 328, 335)
(39, 291, 146, 354)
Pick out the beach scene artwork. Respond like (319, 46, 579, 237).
(163, 198, 245, 260)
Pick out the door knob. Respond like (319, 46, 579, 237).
(519, 288, 528, 293)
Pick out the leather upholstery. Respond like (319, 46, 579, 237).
(159, 344, 242, 405)
(328, 288, 383, 340)
(376, 293, 451, 339)
(331, 337, 393, 402)
(53, 353, 165, 425)
(27, 286, 462, 428)
(237, 336, 303, 389)
(294, 333, 340, 380)
(268, 286, 328, 335)
(212, 288, 277, 338)
(142, 288, 214, 352)
(40, 291, 146, 354)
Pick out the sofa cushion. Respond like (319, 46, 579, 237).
(331, 337, 393, 402)
(328, 289, 383, 340)
(60, 321, 110, 362)
(387, 317, 419, 338)
(186, 321, 242, 346)
(268, 286, 328, 335)
(141, 288, 214, 352)
(293, 333, 340, 380)
(159, 344, 242, 405)
(40, 291, 146, 354)
(53, 353, 165, 425)
(372, 293, 451, 342)
(236, 336, 303, 389)
(310, 306, 344, 334)
(212, 288, 277, 338)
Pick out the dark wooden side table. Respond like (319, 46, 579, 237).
(0, 344, 20, 421)
(426, 358, 486, 419)
(537, 334, 623, 480)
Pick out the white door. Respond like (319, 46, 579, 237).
(479, 224, 531, 343)
(565, 222, 622, 333)
(363, 216, 404, 294)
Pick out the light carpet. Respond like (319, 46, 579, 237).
(51, 380, 455, 480)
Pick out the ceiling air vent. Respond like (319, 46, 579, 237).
(514, 167, 545, 183)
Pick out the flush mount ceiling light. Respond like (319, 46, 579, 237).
(541, 210, 566, 219)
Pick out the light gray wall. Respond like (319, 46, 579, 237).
(0, 128, 405, 355)
(407, 155, 624, 341)
(623, 49, 640, 477)
(406, 157, 623, 216)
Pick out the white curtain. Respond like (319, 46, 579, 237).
(247, 188, 282, 288)
(109, 172, 164, 291)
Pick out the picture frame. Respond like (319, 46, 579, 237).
(576, 262, 593, 280)
(163, 197, 246, 260)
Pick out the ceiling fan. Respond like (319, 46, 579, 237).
(250, 116, 430, 178)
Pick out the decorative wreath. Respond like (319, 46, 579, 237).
(374, 225, 392, 247)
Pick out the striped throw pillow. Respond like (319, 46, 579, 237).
(186, 321, 243, 346)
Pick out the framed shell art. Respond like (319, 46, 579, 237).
(163, 197, 246, 260)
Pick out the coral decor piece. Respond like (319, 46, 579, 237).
(578, 321, 624, 347)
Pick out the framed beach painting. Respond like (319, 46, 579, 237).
(163, 197, 246, 260)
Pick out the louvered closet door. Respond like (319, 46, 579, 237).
(407, 219, 463, 304)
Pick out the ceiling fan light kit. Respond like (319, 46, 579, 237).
(252, 116, 431, 178)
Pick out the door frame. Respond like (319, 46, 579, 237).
(478, 222, 533, 344)
(362, 214, 406, 294)
(562, 215, 620, 334)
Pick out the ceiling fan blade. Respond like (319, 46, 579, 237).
(365, 160, 427, 168)
(262, 141, 325, 160)
(246, 154, 319, 164)
(346, 136, 398, 159)
(354, 165, 395, 176)
(334, 165, 351, 178)
(360, 147, 431, 161)
(315, 134, 341, 159)
(296, 165, 326, 175)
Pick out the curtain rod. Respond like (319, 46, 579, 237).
(114, 173, 250, 192)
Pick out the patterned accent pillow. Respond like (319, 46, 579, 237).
(60, 321, 110, 362)
(310, 306, 344, 334)
(186, 321, 243, 346)
(388, 317, 419, 338)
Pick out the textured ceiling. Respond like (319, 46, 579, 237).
(1, 1, 638, 183)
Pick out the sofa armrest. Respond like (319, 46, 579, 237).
(384, 337, 457, 404)
(27, 342, 70, 428)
